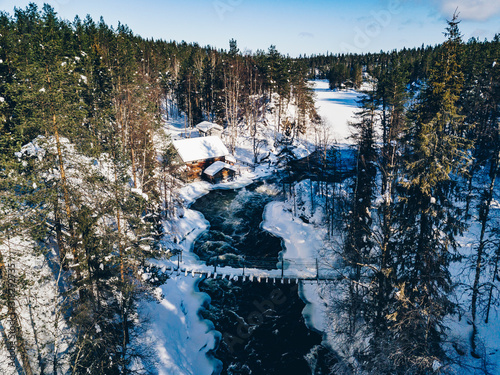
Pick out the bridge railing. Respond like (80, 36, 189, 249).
(172, 251, 338, 281)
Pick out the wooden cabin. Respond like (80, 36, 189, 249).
(203, 161, 238, 183)
(196, 121, 223, 137)
(172, 136, 231, 180)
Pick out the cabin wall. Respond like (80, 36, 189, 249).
(222, 168, 236, 181)
(209, 128, 222, 137)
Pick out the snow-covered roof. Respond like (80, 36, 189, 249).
(203, 161, 237, 177)
(172, 136, 229, 163)
(196, 121, 223, 132)
(225, 154, 236, 164)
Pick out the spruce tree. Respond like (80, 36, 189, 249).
(468, 33, 500, 355)
(364, 54, 408, 372)
(343, 91, 378, 342)
(390, 14, 472, 372)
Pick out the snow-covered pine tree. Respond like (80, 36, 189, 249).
(362, 53, 408, 373)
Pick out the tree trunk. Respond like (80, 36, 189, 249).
(131, 148, 137, 188)
(117, 210, 125, 285)
(485, 244, 499, 324)
(0, 242, 34, 375)
(53, 121, 81, 282)
(28, 290, 46, 375)
(53, 195, 65, 267)
(472, 154, 498, 349)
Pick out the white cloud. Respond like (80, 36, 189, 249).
(437, 0, 500, 21)
(298, 32, 314, 39)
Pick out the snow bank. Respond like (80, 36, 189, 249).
(137, 201, 221, 374)
(262, 198, 329, 339)
(139, 277, 221, 375)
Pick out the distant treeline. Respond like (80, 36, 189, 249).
(303, 34, 500, 92)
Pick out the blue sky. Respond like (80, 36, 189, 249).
(1, 0, 500, 56)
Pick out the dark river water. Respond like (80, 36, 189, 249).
(190, 181, 336, 374)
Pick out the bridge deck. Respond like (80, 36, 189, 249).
(159, 260, 339, 283)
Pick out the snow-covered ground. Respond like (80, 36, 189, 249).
(446, 195, 500, 373)
(137, 203, 217, 375)
(311, 80, 365, 145)
(0, 237, 73, 375)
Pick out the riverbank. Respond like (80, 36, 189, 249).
(137, 174, 338, 373)
(136, 166, 276, 374)
(262, 199, 328, 335)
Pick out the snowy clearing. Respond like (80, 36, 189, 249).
(311, 80, 365, 144)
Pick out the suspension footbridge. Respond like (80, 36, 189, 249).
(156, 255, 340, 284)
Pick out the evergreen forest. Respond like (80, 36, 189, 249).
(0, 3, 499, 374)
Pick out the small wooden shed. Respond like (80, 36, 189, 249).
(196, 121, 223, 137)
(203, 161, 238, 183)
